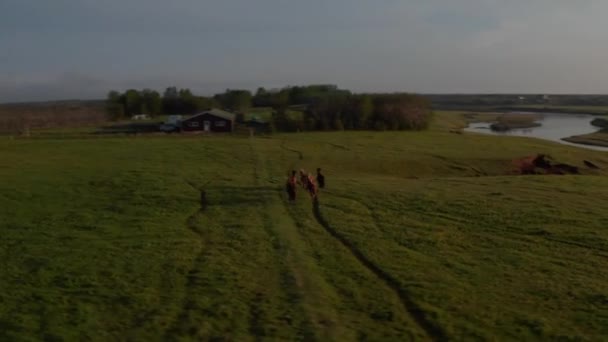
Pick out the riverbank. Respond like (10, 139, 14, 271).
(563, 130, 608, 148)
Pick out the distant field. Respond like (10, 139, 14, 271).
(0, 101, 106, 134)
(1, 113, 608, 340)
(509, 105, 608, 115)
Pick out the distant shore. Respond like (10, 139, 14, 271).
(435, 105, 608, 116)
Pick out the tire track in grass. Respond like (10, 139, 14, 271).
(249, 138, 318, 340)
(282, 197, 427, 340)
(255, 202, 318, 340)
(280, 140, 303, 160)
(163, 182, 206, 340)
(325, 141, 350, 151)
(337, 189, 608, 260)
(311, 197, 447, 341)
(278, 137, 445, 340)
(476, 224, 608, 259)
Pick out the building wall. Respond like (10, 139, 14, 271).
(182, 113, 233, 132)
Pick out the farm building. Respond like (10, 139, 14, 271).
(181, 109, 235, 133)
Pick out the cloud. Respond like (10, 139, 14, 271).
(0, 73, 109, 102)
(2, 0, 608, 100)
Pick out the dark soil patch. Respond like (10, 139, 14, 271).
(513, 154, 580, 175)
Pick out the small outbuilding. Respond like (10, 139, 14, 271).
(131, 114, 150, 120)
(181, 109, 235, 133)
(244, 116, 271, 134)
(160, 115, 183, 132)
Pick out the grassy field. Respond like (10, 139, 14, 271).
(1, 113, 608, 340)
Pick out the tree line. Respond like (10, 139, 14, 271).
(261, 85, 432, 132)
(106, 84, 432, 131)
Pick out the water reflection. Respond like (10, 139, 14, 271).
(464, 113, 608, 151)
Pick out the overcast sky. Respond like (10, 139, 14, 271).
(1, 0, 608, 102)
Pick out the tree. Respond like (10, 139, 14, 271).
(107, 90, 121, 102)
(124, 89, 142, 116)
(216, 89, 252, 111)
(178, 88, 194, 113)
(270, 90, 290, 113)
(354, 95, 373, 129)
(106, 90, 125, 120)
(163, 86, 179, 99)
(255, 87, 267, 96)
(141, 89, 161, 116)
(162, 87, 180, 114)
(371, 93, 432, 131)
(196, 96, 219, 111)
(253, 87, 271, 107)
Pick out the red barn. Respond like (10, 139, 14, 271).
(181, 109, 236, 133)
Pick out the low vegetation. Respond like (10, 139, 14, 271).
(0, 101, 105, 135)
(490, 113, 541, 132)
(1, 112, 607, 340)
(458, 112, 541, 132)
(591, 118, 608, 128)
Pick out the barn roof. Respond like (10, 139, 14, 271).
(186, 109, 236, 121)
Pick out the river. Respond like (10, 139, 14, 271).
(464, 113, 608, 152)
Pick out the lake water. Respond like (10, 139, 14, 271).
(464, 113, 608, 152)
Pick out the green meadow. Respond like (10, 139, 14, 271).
(1, 113, 608, 341)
